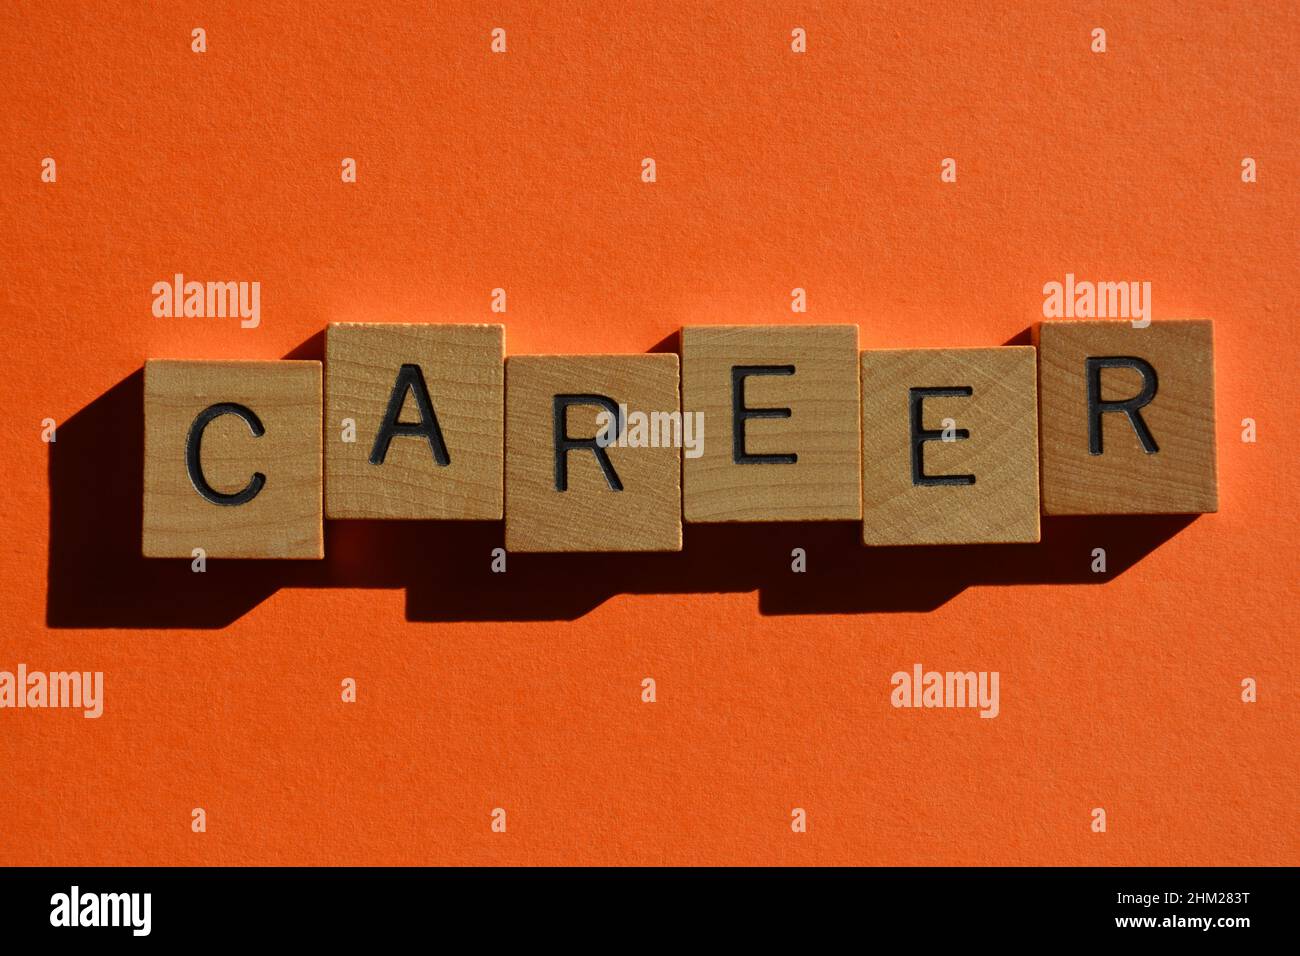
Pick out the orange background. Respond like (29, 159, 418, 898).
(2, 1, 1296, 865)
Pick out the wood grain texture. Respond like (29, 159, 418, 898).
(324, 323, 504, 519)
(861, 347, 1040, 545)
(681, 325, 861, 522)
(1035, 320, 1218, 515)
(505, 354, 682, 552)
(143, 360, 323, 558)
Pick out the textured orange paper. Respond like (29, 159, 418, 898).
(0, 2, 1296, 866)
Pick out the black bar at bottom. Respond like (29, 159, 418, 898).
(0, 867, 1290, 942)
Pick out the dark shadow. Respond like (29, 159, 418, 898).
(47, 368, 283, 628)
(282, 329, 324, 362)
(399, 515, 1192, 620)
(646, 330, 680, 354)
(755, 514, 1193, 615)
(46, 336, 1197, 628)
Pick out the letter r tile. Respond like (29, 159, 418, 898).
(1035, 320, 1218, 514)
(504, 354, 681, 552)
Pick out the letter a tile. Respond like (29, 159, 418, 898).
(325, 323, 505, 519)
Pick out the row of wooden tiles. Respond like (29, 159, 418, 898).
(143, 321, 1218, 558)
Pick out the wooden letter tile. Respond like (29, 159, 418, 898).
(325, 323, 505, 519)
(1035, 320, 1218, 514)
(861, 347, 1040, 545)
(505, 354, 682, 552)
(143, 360, 323, 558)
(681, 325, 861, 522)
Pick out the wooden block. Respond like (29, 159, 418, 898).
(681, 325, 861, 522)
(505, 354, 682, 552)
(861, 347, 1040, 545)
(1035, 320, 1218, 514)
(143, 360, 323, 558)
(324, 323, 505, 520)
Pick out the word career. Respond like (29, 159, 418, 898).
(140, 320, 1218, 558)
